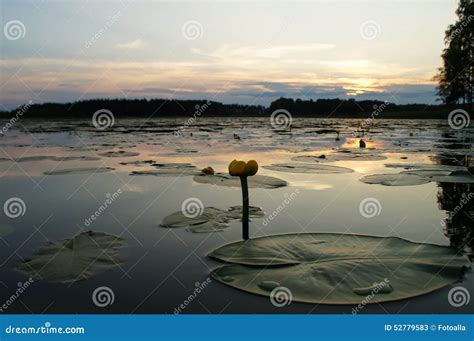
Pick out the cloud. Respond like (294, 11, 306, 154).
(115, 39, 145, 50)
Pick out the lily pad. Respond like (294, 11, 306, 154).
(17, 231, 124, 283)
(292, 153, 387, 163)
(131, 163, 199, 176)
(193, 173, 287, 189)
(44, 167, 115, 175)
(209, 233, 471, 305)
(427, 170, 474, 184)
(263, 163, 354, 174)
(360, 173, 431, 186)
(99, 151, 139, 158)
(0, 156, 100, 162)
(385, 163, 466, 171)
(161, 206, 264, 233)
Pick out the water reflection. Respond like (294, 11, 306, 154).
(433, 144, 473, 258)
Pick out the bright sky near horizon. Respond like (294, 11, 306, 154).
(0, 0, 459, 109)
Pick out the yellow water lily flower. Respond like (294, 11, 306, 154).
(228, 160, 258, 177)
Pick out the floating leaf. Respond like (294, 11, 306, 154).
(293, 153, 386, 163)
(427, 170, 474, 184)
(209, 233, 471, 304)
(161, 206, 264, 233)
(44, 167, 115, 175)
(263, 163, 353, 174)
(0, 156, 100, 162)
(385, 163, 466, 171)
(131, 163, 199, 176)
(193, 173, 287, 189)
(99, 151, 139, 158)
(17, 231, 124, 283)
(360, 173, 431, 186)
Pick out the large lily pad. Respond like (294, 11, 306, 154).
(360, 173, 431, 186)
(193, 173, 287, 189)
(209, 233, 471, 305)
(17, 231, 124, 283)
(161, 206, 264, 233)
(263, 163, 354, 174)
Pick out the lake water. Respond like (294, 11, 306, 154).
(0, 117, 472, 313)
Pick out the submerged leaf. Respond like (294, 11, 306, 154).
(209, 233, 471, 305)
(193, 173, 287, 189)
(17, 231, 124, 283)
(160, 206, 264, 233)
(263, 163, 353, 174)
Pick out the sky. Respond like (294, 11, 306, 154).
(0, 0, 459, 109)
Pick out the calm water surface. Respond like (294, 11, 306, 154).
(0, 117, 472, 313)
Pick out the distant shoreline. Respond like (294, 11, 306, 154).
(0, 97, 469, 120)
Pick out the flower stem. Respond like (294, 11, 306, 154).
(240, 176, 249, 240)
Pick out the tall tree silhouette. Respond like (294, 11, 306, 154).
(436, 0, 473, 109)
